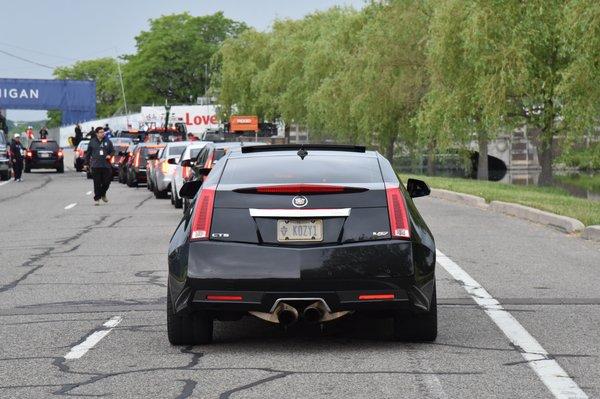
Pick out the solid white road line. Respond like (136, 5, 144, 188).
(436, 250, 588, 399)
(64, 202, 77, 210)
(0, 180, 12, 186)
(64, 316, 123, 360)
(86, 191, 92, 195)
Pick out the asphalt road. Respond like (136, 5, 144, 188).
(0, 152, 598, 399)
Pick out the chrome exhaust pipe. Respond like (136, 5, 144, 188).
(276, 302, 298, 326)
(303, 301, 325, 323)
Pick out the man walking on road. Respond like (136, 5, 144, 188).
(85, 127, 114, 205)
(9, 133, 25, 182)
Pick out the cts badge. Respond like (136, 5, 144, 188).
(292, 195, 308, 208)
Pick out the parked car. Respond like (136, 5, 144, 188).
(126, 143, 164, 187)
(166, 144, 436, 345)
(74, 139, 89, 172)
(180, 142, 264, 211)
(109, 137, 133, 177)
(118, 143, 137, 184)
(0, 130, 10, 180)
(170, 142, 210, 208)
(150, 141, 189, 199)
(25, 139, 64, 173)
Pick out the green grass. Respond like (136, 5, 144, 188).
(398, 173, 600, 226)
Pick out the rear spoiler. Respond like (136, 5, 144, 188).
(241, 144, 366, 154)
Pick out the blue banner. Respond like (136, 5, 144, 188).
(0, 78, 96, 125)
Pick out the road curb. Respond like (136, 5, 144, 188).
(582, 226, 600, 241)
(488, 201, 585, 234)
(430, 188, 488, 209)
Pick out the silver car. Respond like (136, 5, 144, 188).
(152, 142, 191, 198)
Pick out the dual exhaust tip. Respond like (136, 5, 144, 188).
(276, 301, 327, 326)
(249, 300, 350, 325)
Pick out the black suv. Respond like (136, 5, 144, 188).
(25, 140, 64, 173)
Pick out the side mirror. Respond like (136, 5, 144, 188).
(181, 159, 195, 167)
(167, 157, 177, 165)
(407, 178, 430, 198)
(179, 180, 202, 199)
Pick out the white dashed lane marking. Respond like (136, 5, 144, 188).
(64, 316, 123, 360)
(437, 250, 588, 399)
(64, 202, 77, 210)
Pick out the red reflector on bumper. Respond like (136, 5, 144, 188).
(358, 294, 395, 301)
(205, 295, 243, 301)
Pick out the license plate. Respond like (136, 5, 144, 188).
(277, 219, 323, 242)
(40, 153, 50, 158)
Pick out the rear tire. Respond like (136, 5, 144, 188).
(57, 165, 64, 173)
(167, 286, 213, 345)
(393, 286, 437, 342)
(154, 184, 168, 199)
(0, 171, 9, 181)
(174, 192, 182, 208)
(25, 166, 31, 173)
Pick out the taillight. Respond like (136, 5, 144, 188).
(385, 185, 410, 239)
(110, 155, 115, 163)
(206, 295, 242, 301)
(57, 150, 64, 158)
(26, 151, 33, 158)
(190, 186, 216, 241)
(160, 160, 169, 174)
(235, 184, 366, 194)
(133, 152, 140, 167)
(358, 294, 395, 301)
(182, 166, 190, 180)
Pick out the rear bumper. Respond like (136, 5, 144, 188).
(169, 240, 435, 315)
(156, 174, 172, 191)
(26, 159, 63, 168)
(134, 169, 147, 182)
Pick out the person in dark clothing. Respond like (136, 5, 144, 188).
(84, 127, 115, 205)
(9, 133, 25, 182)
(85, 126, 95, 140)
(39, 126, 49, 139)
(74, 124, 83, 147)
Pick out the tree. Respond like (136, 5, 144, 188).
(514, 0, 571, 185)
(124, 12, 247, 106)
(54, 57, 125, 119)
(213, 28, 272, 119)
(419, 0, 523, 180)
(558, 0, 600, 148)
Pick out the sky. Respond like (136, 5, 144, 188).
(1, 0, 365, 122)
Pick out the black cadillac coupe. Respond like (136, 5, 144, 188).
(167, 144, 436, 344)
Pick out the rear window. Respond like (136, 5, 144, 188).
(214, 149, 227, 161)
(167, 145, 186, 157)
(78, 142, 89, 150)
(115, 145, 129, 153)
(31, 141, 59, 151)
(140, 147, 160, 159)
(220, 154, 383, 184)
(0, 133, 6, 145)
